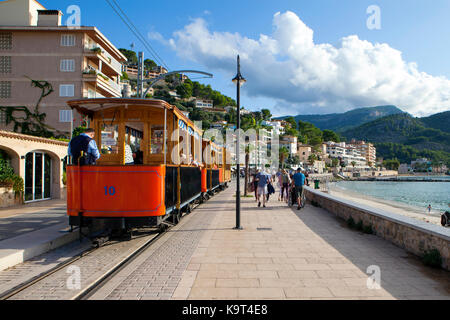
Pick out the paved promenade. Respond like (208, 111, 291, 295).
(0, 182, 448, 300)
(0, 200, 66, 241)
(170, 185, 449, 300)
(92, 181, 449, 300)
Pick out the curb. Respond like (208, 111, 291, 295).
(0, 223, 85, 272)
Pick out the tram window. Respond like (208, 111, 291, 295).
(125, 123, 144, 165)
(191, 135, 195, 162)
(151, 125, 164, 154)
(101, 124, 119, 154)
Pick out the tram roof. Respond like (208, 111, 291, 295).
(67, 98, 202, 133)
(67, 98, 174, 116)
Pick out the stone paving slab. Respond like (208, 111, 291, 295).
(0, 199, 75, 271)
(171, 181, 450, 300)
(0, 206, 66, 241)
(0, 222, 78, 272)
(0, 239, 91, 295)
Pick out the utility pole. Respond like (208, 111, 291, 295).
(137, 51, 144, 98)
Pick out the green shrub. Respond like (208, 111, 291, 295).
(347, 217, 355, 228)
(355, 220, 363, 231)
(363, 225, 374, 234)
(422, 249, 442, 268)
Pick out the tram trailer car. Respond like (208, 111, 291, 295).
(66, 98, 231, 232)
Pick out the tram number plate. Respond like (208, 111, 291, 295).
(104, 186, 116, 196)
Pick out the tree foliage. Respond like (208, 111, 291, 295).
(119, 48, 138, 65)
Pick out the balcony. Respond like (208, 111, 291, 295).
(84, 44, 123, 76)
(82, 68, 121, 97)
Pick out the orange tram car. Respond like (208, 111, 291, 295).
(66, 98, 231, 235)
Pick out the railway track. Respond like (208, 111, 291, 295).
(0, 199, 205, 301)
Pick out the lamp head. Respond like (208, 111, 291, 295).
(232, 74, 247, 86)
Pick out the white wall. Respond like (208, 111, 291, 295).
(0, 0, 45, 26)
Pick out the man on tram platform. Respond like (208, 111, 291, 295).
(68, 128, 101, 165)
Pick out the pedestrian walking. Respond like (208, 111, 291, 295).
(68, 128, 100, 165)
(276, 170, 283, 201)
(252, 170, 260, 202)
(292, 168, 306, 210)
(281, 169, 290, 203)
(256, 170, 271, 208)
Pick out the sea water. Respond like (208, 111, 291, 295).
(333, 177, 450, 213)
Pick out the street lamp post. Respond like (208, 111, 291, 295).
(233, 55, 246, 230)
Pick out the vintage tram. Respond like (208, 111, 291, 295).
(66, 98, 231, 233)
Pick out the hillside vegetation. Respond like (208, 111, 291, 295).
(341, 113, 450, 166)
(278, 105, 404, 132)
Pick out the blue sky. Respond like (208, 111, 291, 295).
(43, 0, 450, 116)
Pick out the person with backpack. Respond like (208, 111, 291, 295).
(68, 128, 100, 165)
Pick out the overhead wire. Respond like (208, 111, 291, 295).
(104, 0, 198, 100)
(110, 0, 170, 71)
(104, 0, 170, 71)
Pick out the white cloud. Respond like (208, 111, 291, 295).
(163, 11, 450, 116)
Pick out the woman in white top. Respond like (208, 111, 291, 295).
(125, 144, 134, 165)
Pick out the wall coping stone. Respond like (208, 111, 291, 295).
(304, 186, 450, 242)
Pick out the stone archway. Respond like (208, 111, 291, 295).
(0, 131, 68, 204)
(0, 145, 20, 175)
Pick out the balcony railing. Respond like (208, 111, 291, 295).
(84, 44, 123, 74)
(83, 68, 121, 96)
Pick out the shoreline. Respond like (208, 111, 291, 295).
(327, 185, 442, 226)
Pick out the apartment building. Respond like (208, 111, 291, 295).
(297, 144, 312, 163)
(262, 120, 285, 136)
(124, 65, 168, 80)
(0, 0, 127, 135)
(349, 140, 376, 166)
(195, 99, 213, 109)
(280, 135, 297, 156)
(326, 141, 367, 168)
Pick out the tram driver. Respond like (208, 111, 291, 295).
(68, 128, 101, 165)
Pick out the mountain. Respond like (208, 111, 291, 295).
(278, 105, 404, 132)
(419, 111, 450, 133)
(341, 113, 450, 152)
(341, 113, 450, 165)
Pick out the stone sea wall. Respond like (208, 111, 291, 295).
(304, 186, 450, 271)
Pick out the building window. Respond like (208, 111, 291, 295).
(59, 84, 75, 97)
(0, 56, 11, 73)
(0, 81, 11, 98)
(60, 59, 75, 72)
(61, 34, 76, 47)
(0, 33, 12, 50)
(0, 110, 6, 125)
(59, 110, 73, 123)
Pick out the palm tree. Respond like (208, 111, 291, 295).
(351, 161, 356, 173)
(244, 143, 255, 196)
(279, 146, 289, 169)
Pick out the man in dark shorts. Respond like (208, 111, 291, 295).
(292, 168, 305, 210)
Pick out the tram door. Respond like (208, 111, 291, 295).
(25, 152, 52, 202)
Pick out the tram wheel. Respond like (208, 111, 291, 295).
(172, 211, 181, 225)
(158, 223, 168, 233)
